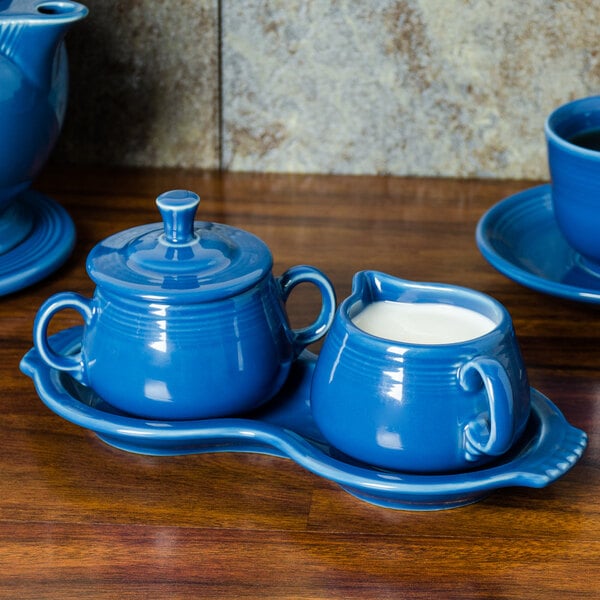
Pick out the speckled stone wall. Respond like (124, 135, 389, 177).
(55, 0, 600, 178)
(55, 0, 220, 169)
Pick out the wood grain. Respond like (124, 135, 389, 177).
(0, 165, 597, 598)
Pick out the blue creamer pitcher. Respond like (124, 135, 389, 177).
(311, 271, 531, 473)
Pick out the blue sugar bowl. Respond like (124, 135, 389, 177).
(311, 271, 531, 473)
(33, 190, 336, 420)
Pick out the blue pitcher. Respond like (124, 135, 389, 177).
(0, 0, 87, 252)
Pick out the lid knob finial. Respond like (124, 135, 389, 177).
(156, 190, 200, 245)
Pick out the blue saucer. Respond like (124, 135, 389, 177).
(20, 327, 588, 511)
(0, 190, 75, 295)
(476, 184, 600, 303)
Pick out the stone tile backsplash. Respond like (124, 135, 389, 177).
(54, 0, 600, 179)
(56, 0, 220, 170)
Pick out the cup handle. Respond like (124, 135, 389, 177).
(33, 292, 93, 382)
(278, 265, 336, 353)
(458, 357, 514, 461)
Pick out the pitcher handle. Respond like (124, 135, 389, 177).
(459, 357, 514, 461)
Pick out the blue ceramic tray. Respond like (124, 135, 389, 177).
(477, 184, 600, 303)
(0, 190, 75, 295)
(20, 327, 588, 511)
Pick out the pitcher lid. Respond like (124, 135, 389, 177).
(86, 190, 272, 302)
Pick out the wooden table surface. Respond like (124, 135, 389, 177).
(1, 166, 598, 598)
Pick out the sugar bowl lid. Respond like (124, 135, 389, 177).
(86, 190, 272, 302)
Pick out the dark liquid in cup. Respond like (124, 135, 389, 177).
(568, 128, 600, 151)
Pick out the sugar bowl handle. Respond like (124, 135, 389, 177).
(33, 292, 92, 383)
(459, 357, 514, 461)
(278, 266, 336, 354)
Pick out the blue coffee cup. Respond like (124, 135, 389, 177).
(546, 95, 600, 271)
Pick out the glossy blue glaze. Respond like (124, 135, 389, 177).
(33, 191, 336, 419)
(310, 271, 531, 473)
(20, 326, 588, 511)
(477, 184, 600, 303)
(546, 96, 600, 270)
(0, 190, 74, 294)
(0, 0, 87, 212)
(88, 190, 275, 303)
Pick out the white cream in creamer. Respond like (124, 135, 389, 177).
(351, 301, 496, 344)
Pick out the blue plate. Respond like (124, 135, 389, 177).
(476, 184, 600, 303)
(20, 327, 588, 511)
(0, 190, 75, 295)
